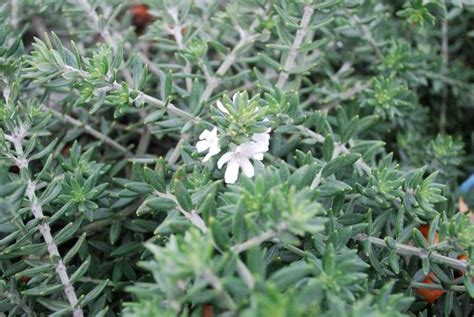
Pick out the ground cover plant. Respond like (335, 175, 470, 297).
(0, 0, 474, 316)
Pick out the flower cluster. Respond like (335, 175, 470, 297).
(196, 95, 271, 184)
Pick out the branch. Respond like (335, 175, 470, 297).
(76, 0, 116, 53)
(8, 128, 84, 316)
(411, 282, 466, 293)
(320, 81, 371, 112)
(200, 33, 259, 103)
(152, 191, 255, 289)
(166, 31, 259, 164)
(75, 0, 133, 84)
(355, 234, 469, 271)
(232, 222, 288, 254)
(439, 18, 449, 133)
(48, 107, 134, 157)
(276, 4, 314, 89)
(297, 125, 372, 175)
(168, 21, 192, 91)
(9, 0, 19, 30)
(167, 133, 188, 165)
(202, 269, 236, 310)
(347, 11, 382, 59)
(80, 199, 144, 233)
(138, 90, 199, 123)
(3, 291, 34, 316)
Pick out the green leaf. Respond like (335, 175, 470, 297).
(143, 167, 166, 192)
(110, 242, 142, 257)
(321, 153, 361, 177)
(29, 139, 58, 161)
(173, 181, 193, 212)
(22, 284, 63, 296)
(165, 70, 173, 99)
(17, 263, 53, 277)
(80, 279, 110, 306)
(258, 53, 282, 70)
(125, 182, 153, 194)
(210, 217, 230, 251)
(323, 244, 335, 275)
(70, 256, 91, 283)
(270, 261, 312, 291)
(64, 233, 86, 263)
(340, 116, 359, 143)
(144, 110, 165, 124)
(54, 219, 83, 244)
(463, 274, 474, 298)
(109, 222, 121, 245)
(142, 196, 176, 214)
(318, 179, 352, 196)
(232, 199, 247, 243)
(322, 135, 334, 161)
(289, 163, 318, 189)
(412, 228, 427, 248)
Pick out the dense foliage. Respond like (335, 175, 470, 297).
(0, 0, 473, 316)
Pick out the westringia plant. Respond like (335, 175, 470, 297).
(0, 0, 473, 316)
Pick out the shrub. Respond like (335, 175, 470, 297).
(0, 0, 473, 316)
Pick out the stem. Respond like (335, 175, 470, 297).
(80, 199, 144, 233)
(355, 234, 469, 271)
(136, 111, 151, 155)
(139, 91, 199, 122)
(75, 0, 115, 53)
(76, 0, 133, 83)
(424, 71, 471, 89)
(411, 282, 466, 293)
(156, 192, 207, 233)
(166, 31, 258, 164)
(169, 23, 192, 91)
(151, 191, 256, 290)
(348, 10, 382, 59)
(9, 0, 19, 30)
(4, 291, 35, 316)
(339, 145, 371, 174)
(200, 34, 258, 103)
(202, 269, 236, 310)
(49, 107, 134, 157)
(320, 81, 371, 112)
(31, 15, 48, 38)
(276, 5, 314, 89)
(167, 133, 188, 165)
(9, 128, 83, 316)
(236, 260, 255, 289)
(297, 125, 371, 175)
(232, 222, 288, 254)
(439, 18, 448, 133)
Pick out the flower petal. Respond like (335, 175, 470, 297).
(199, 129, 212, 140)
(253, 153, 264, 161)
(238, 142, 268, 157)
(208, 144, 221, 156)
(217, 152, 233, 169)
(240, 158, 254, 178)
(251, 132, 270, 145)
(216, 100, 229, 114)
(224, 160, 240, 184)
(196, 140, 209, 152)
(203, 144, 221, 162)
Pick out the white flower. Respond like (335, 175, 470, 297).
(217, 141, 268, 184)
(196, 127, 220, 162)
